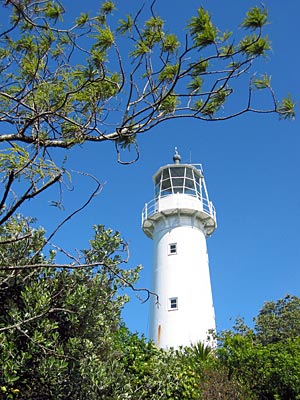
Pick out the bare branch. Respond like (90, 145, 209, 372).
(0, 307, 76, 333)
(0, 232, 32, 245)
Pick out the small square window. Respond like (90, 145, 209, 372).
(168, 243, 177, 255)
(169, 297, 178, 310)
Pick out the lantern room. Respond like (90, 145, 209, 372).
(154, 163, 203, 199)
(142, 148, 217, 239)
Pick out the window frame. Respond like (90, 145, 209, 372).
(168, 242, 177, 255)
(168, 297, 178, 311)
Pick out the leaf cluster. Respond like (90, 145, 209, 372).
(218, 295, 300, 399)
(0, 218, 141, 399)
(188, 7, 218, 49)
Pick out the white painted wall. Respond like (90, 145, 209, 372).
(149, 210, 216, 348)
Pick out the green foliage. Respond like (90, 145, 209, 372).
(76, 13, 89, 27)
(278, 95, 296, 120)
(218, 295, 300, 400)
(159, 93, 180, 114)
(158, 64, 179, 82)
(0, 215, 215, 399)
(188, 7, 218, 48)
(162, 34, 179, 53)
(44, 2, 64, 21)
(94, 26, 114, 52)
(2, 215, 300, 400)
(190, 58, 209, 76)
(0, 144, 63, 226)
(145, 16, 164, 31)
(117, 15, 133, 35)
(193, 99, 204, 111)
(130, 40, 150, 57)
(0, 144, 60, 180)
(219, 43, 234, 57)
(0, 218, 141, 399)
(0, 0, 293, 172)
(188, 7, 213, 37)
(201, 89, 229, 116)
(254, 294, 300, 344)
(253, 73, 271, 89)
(142, 16, 165, 48)
(199, 363, 250, 400)
(188, 76, 203, 94)
(195, 26, 217, 49)
(239, 34, 271, 57)
(119, 338, 219, 400)
(241, 6, 268, 30)
(101, 1, 115, 14)
(117, 132, 137, 151)
(219, 332, 300, 400)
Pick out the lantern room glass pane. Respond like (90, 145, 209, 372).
(185, 168, 194, 179)
(184, 178, 196, 195)
(161, 179, 171, 190)
(172, 177, 184, 187)
(170, 167, 184, 177)
(162, 169, 170, 179)
(185, 178, 195, 189)
(161, 188, 172, 196)
(155, 175, 161, 185)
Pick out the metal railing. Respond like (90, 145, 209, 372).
(142, 193, 216, 225)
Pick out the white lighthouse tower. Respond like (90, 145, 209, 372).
(142, 149, 217, 349)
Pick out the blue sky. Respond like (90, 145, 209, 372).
(6, 0, 300, 336)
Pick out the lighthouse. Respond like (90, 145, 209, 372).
(142, 149, 217, 349)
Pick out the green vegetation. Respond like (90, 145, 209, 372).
(2, 236, 299, 400)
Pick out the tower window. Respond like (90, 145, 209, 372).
(169, 297, 178, 310)
(168, 243, 177, 255)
